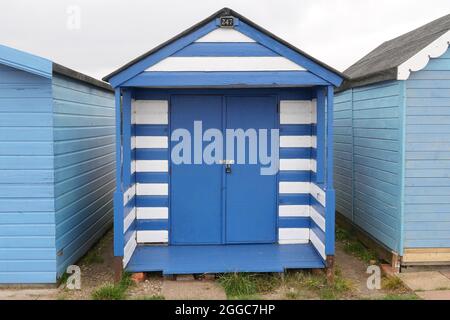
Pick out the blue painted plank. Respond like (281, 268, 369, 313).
(136, 172, 169, 183)
(278, 194, 310, 205)
(123, 71, 329, 87)
(135, 148, 168, 160)
(280, 148, 311, 159)
(173, 42, 279, 57)
(136, 195, 169, 207)
(134, 124, 168, 136)
(279, 170, 311, 182)
(278, 217, 310, 228)
(136, 219, 169, 231)
(279, 124, 312, 135)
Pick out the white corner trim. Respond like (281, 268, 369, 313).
(398, 30, 450, 80)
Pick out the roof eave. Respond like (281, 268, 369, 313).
(336, 67, 398, 93)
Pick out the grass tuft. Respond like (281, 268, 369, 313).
(134, 295, 165, 300)
(336, 228, 378, 263)
(382, 276, 406, 291)
(381, 293, 419, 300)
(91, 272, 134, 300)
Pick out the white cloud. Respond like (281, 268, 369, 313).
(1, 0, 449, 78)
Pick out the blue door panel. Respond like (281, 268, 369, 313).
(170, 95, 223, 245)
(225, 96, 278, 243)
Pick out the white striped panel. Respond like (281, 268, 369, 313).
(136, 183, 168, 196)
(131, 136, 136, 150)
(137, 207, 169, 220)
(137, 230, 168, 243)
(135, 136, 168, 148)
(310, 159, 317, 173)
(146, 57, 304, 72)
(311, 183, 326, 206)
(135, 160, 168, 172)
(280, 100, 314, 124)
(278, 228, 309, 244)
(279, 159, 312, 171)
(311, 136, 317, 149)
(311, 99, 317, 123)
(279, 205, 310, 217)
(124, 207, 136, 232)
(131, 160, 136, 174)
(310, 229, 326, 260)
(279, 182, 310, 194)
(123, 232, 137, 267)
(310, 206, 326, 232)
(195, 28, 255, 42)
(280, 136, 312, 148)
(133, 100, 168, 125)
(123, 184, 136, 204)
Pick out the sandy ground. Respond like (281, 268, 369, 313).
(0, 228, 414, 300)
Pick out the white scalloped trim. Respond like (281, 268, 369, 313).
(397, 30, 450, 80)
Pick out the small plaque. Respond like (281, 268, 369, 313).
(220, 16, 234, 28)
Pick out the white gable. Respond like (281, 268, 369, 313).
(195, 28, 255, 42)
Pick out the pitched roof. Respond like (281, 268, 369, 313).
(103, 7, 346, 83)
(340, 13, 450, 90)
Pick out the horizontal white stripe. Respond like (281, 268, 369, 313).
(310, 229, 326, 260)
(123, 232, 137, 267)
(124, 207, 136, 233)
(135, 136, 168, 148)
(146, 57, 304, 72)
(133, 100, 168, 125)
(280, 100, 314, 124)
(131, 160, 136, 174)
(136, 183, 168, 196)
(310, 183, 326, 206)
(311, 159, 317, 173)
(123, 184, 136, 204)
(280, 136, 312, 148)
(137, 207, 169, 220)
(310, 207, 326, 232)
(311, 99, 317, 123)
(279, 182, 310, 194)
(311, 136, 317, 149)
(279, 159, 312, 171)
(195, 28, 256, 42)
(278, 228, 309, 244)
(137, 230, 168, 243)
(135, 160, 168, 172)
(131, 136, 136, 150)
(279, 205, 310, 217)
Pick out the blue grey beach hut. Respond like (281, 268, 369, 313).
(104, 8, 344, 278)
(334, 14, 450, 267)
(0, 45, 115, 283)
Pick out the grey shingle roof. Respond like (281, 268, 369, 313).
(340, 13, 450, 90)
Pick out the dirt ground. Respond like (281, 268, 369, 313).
(0, 228, 416, 300)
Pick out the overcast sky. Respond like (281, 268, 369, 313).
(1, 0, 449, 79)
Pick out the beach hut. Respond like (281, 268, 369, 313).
(104, 8, 344, 278)
(335, 14, 450, 267)
(0, 45, 115, 283)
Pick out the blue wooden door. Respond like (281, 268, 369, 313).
(170, 95, 223, 245)
(170, 95, 277, 245)
(225, 96, 278, 243)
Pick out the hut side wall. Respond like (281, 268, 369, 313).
(0, 64, 55, 283)
(334, 81, 404, 254)
(52, 74, 115, 277)
(404, 47, 450, 249)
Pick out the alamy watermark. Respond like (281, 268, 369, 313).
(66, 265, 81, 290)
(171, 121, 279, 175)
(66, 5, 81, 30)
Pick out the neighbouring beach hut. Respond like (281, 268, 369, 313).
(104, 8, 344, 278)
(0, 45, 115, 283)
(335, 14, 450, 267)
